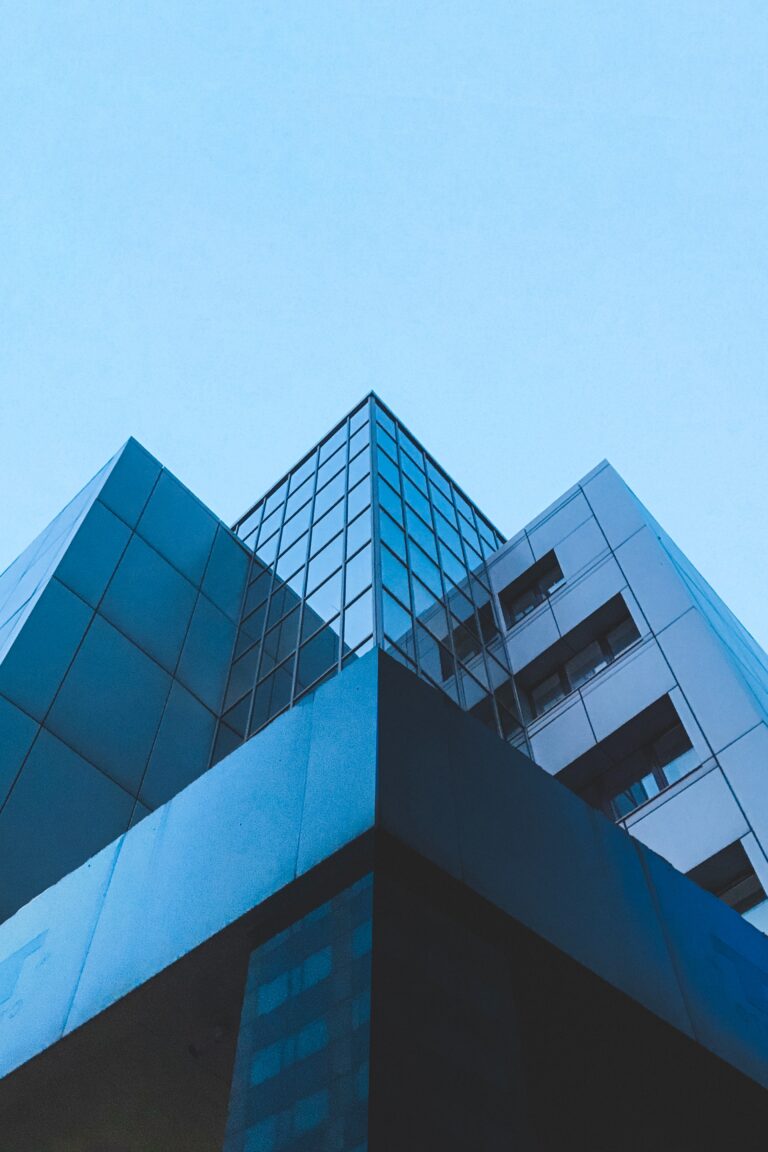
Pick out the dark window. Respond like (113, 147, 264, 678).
(520, 595, 640, 720)
(498, 551, 565, 628)
(557, 696, 699, 821)
(687, 841, 768, 925)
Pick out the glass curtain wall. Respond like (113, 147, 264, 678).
(212, 396, 523, 765)
(370, 399, 523, 744)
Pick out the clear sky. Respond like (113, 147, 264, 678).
(1, 3, 767, 643)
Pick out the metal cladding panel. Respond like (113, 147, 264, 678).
(375, 652, 768, 1090)
(0, 652, 767, 1097)
(0, 438, 250, 921)
(0, 839, 122, 1079)
(64, 652, 378, 1034)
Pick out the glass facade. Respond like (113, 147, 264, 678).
(224, 876, 372, 1152)
(216, 396, 523, 761)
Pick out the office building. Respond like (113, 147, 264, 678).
(0, 395, 767, 1148)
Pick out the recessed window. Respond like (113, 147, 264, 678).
(520, 595, 640, 720)
(687, 841, 768, 929)
(498, 551, 565, 628)
(556, 696, 699, 821)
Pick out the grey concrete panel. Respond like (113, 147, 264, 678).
(201, 527, 250, 622)
(176, 594, 236, 714)
(504, 603, 560, 673)
(486, 535, 536, 594)
(581, 465, 646, 549)
(0, 579, 93, 723)
(581, 639, 676, 741)
(46, 615, 172, 796)
(553, 517, 608, 581)
(0, 729, 134, 921)
(65, 705, 314, 1031)
(296, 654, 378, 875)
(100, 535, 198, 675)
(615, 526, 693, 635)
(529, 696, 596, 774)
(137, 472, 217, 586)
(550, 558, 627, 637)
(376, 654, 463, 876)
(54, 499, 132, 610)
(0, 838, 121, 1079)
(718, 724, 768, 852)
(628, 767, 749, 873)
(657, 608, 763, 754)
(641, 846, 768, 1086)
(527, 491, 593, 561)
(139, 682, 217, 809)
(0, 695, 39, 807)
(98, 438, 161, 529)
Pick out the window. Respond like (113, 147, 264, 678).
(687, 841, 768, 928)
(556, 696, 699, 821)
(498, 551, 565, 628)
(607, 722, 698, 819)
(522, 596, 640, 719)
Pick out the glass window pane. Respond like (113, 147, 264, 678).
(265, 480, 287, 517)
(316, 446, 345, 491)
(531, 672, 566, 717)
(255, 529, 279, 567)
(290, 453, 317, 492)
(401, 451, 427, 495)
(266, 582, 299, 630)
(427, 459, 451, 500)
(565, 641, 607, 690)
(378, 477, 403, 526)
(275, 533, 308, 582)
(405, 505, 438, 562)
(343, 588, 373, 652)
(380, 509, 406, 558)
(435, 509, 462, 553)
(606, 615, 640, 659)
(377, 426, 398, 460)
(345, 543, 372, 605)
(347, 475, 371, 521)
(263, 607, 300, 670)
(381, 546, 411, 609)
(346, 508, 371, 558)
(382, 591, 412, 647)
(398, 430, 423, 470)
(302, 570, 343, 636)
(311, 500, 345, 556)
(402, 476, 430, 523)
(350, 403, 369, 433)
(409, 542, 443, 601)
(297, 626, 340, 692)
(285, 477, 313, 521)
(376, 406, 396, 436)
(314, 471, 346, 519)
(348, 446, 370, 489)
(307, 533, 344, 593)
(225, 644, 260, 707)
(280, 501, 312, 551)
(238, 506, 261, 541)
(349, 422, 370, 458)
(320, 424, 347, 463)
(376, 448, 400, 491)
(236, 602, 266, 656)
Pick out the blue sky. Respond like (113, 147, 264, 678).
(1, 3, 767, 642)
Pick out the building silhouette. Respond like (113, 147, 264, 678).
(0, 395, 767, 1147)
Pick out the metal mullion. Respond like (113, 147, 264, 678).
(336, 420, 352, 671)
(289, 448, 322, 706)
(369, 397, 387, 652)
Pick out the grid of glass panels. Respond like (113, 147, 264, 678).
(214, 394, 523, 762)
(371, 399, 524, 744)
(213, 401, 374, 759)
